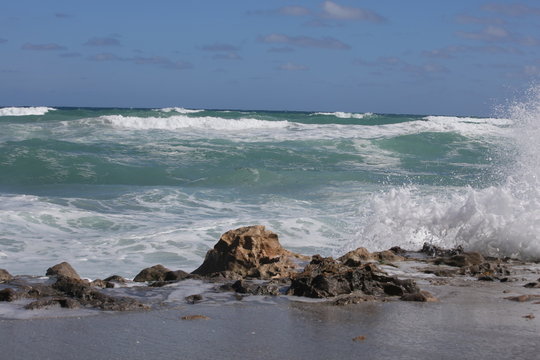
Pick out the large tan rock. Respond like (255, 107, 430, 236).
(192, 225, 304, 279)
(46, 262, 81, 280)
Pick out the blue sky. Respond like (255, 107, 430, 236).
(1, 1, 539, 116)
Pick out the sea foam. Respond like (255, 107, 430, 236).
(313, 111, 373, 119)
(154, 107, 203, 114)
(99, 115, 290, 131)
(0, 107, 56, 116)
(351, 87, 540, 260)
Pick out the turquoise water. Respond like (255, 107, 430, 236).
(0, 104, 538, 278)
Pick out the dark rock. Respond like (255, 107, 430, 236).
(0, 288, 18, 302)
(478, 275, 495, 281)
(46, 262, 81, 279)
(524, 282, 540, 288)
(373, 250, 404, 263)
(91, 279, 115, 288)
(422, 267, 459, 277)
(421, 243, 463, 257)
(434, 252, 485, 267)
(104, 275, 127, 283)
(288, 256, 419, 299)
(328, 294, 376, 305)
(192, 225, 306, 279)
(0, 269, 13, 282)
(133, 264, 171, 282)
(24, 297, 80, 310)
(185, 294, 203, 304)
(181, 315, 210, 320)
(164, 270, 190, 281)
(52, 276, 147, 311)
(400, 290, 438, 302)
(231, 279, 282, 296)
(339, 248, 371, 267)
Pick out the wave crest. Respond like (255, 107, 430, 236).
(153, 107, 203, 114)
(313, 111, 373, 119)
(0, 107, 56, 116)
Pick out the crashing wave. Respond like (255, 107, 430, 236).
(0, 107, 56, 116)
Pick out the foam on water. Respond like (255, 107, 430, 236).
(350, 87, 540, 260)
(0, 107, 56, 116)
(154, 107, 203, 114)
(98, 115, 290, 131)
(313, 111, 373, 119)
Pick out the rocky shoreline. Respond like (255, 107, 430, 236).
(1, 225, 539, 315)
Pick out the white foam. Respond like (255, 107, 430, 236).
(313, 111, 373, 119)
(98, 115, 290, 131)
(348, 87, 540, 260)
(0, 107, 56, 116)
(154, 107, 203, 114)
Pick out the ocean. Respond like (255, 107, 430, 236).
(1, 93, 539, 279)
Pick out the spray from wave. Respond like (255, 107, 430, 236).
(353, 86, 540, 260)
(0, 107, 56, 116)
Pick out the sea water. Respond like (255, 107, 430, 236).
(0, 89, 538, 279)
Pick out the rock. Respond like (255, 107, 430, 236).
(524, 282, 540, 288)
(133, 264, 171, 282)
(164, 270, 190, 281)
(329, 293, 375, 305)
(24, 297, 80, 310)
(434, 252, 485, 267)
(0, 288, 18, 302)
(0, 269, 13, 282)
(421, 267, 459, 277)
(372, 250, 404, 263)
(288, 255, 419, 299)
(400, 290, 438, 302)
(46, 262, 81, 279)
(231, 279, 283, 296)
(352, 336, 366, 342)
(185, 294, 203, 304)
(505, 294, 540, 302)
(181, 315, 210, 320)
(421, 243, 463, 257)
(339, 248, 371, 266)
(52, 276, 147, 311)
(192, 225, 305, 279)
(522, 314, 535, 320)
(104, 275, 127, 283)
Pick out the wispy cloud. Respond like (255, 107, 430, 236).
(321, 1, 385, 23)
(482, 3, 540, 17)
(455, 14, 505, 25)
(22, 43, 66, 51)
(59, 52, 82, 58)
(0, 38, 7, 44)
(87, 52, 192, 70)
(54, 13, 70, 19)
(457, 25, 511, 42)
(422, 44, 522, 58)
(259, 33, 350, 49)
(355, 56, 449, 76)
(201, 43, 239, 52)
(212, 52, 242, 60)
(277, 62, 309, 71)
(268, 47, 295, 53)
(84, 37, 121, 47)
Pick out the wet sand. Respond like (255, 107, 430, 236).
(1, 280, 539, 360)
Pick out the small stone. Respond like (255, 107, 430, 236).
(46, 262, 81, 280)
(181, 315, 210, 320)
(401, 290, 438, 302)
(0, 288, 18, 302)
(0, 269, 13, 282)
(164, 270, 190, 281)
(185, 294, 203, 304)
(133, 264, 171, 282)
(524, 282, 540, 288)
(522, 314, 535, 320)
(104, 275, 127, 283)
(352, 336, 366, 342)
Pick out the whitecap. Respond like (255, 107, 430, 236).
(0, 107, 56, 116)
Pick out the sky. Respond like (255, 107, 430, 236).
(1, 0, 540, 116)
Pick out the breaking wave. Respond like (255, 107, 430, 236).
(313, 111, 373, 119)
(0, 107, 56, 116)
(154, 107, 203, 114)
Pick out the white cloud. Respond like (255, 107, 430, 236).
(277, 62, 309, 71)
(322, 1, 385, 22)
(259, 33, 350, 49)
(84, 37, 121, 47)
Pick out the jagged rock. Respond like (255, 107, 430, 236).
(46, 262, 81, 280)
(288, 255, 419, 299)
(52, 276, 147, 311)
(401, 290, 438, 302)
(192, 225, 305, 279)
(164, 270, 190, 281)
(185, 294, 203, 304)
(104, 275, 127, 283)
(0, 288, 18, 302)
(133, 264, 171, 282)
(434, 252, 485, 267)
(231, 279, 283, 296)
(91, 279, 115, 288)
(25, 297, 80, 310)
(372, 250, 404, 263)
(421, 243, 463, 257)
(0, 269, 13, 282)
(339, 248, 371, 267)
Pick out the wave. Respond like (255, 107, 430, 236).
(313, 111, 373, 119)
(154, 107, 203, 114)
(98, 115, 290, 131)
(0, 107, 56, 116)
